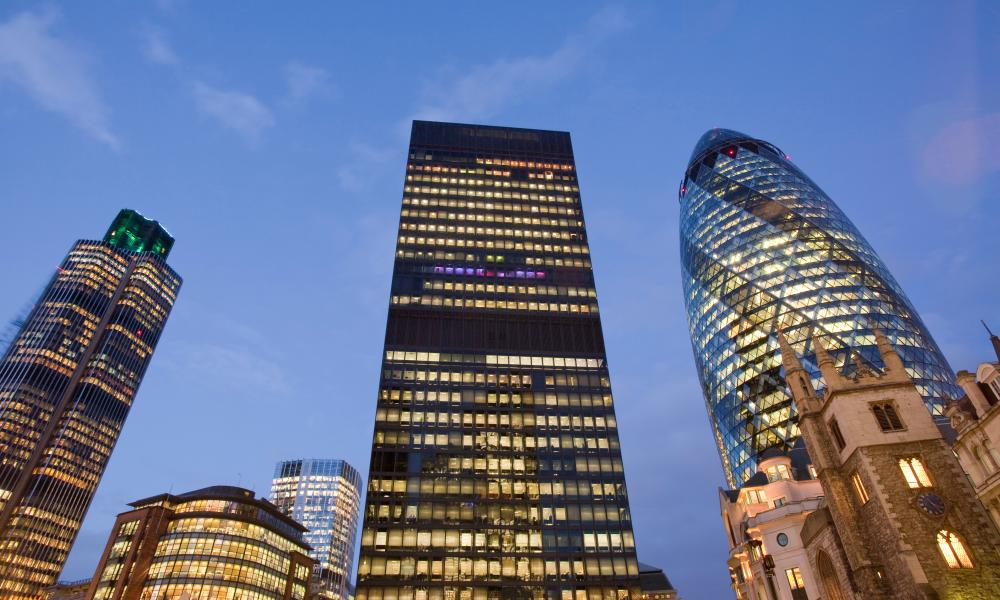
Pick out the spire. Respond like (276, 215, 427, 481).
(983, 321, 1000, 362)
(776, 326, 817, 409)
(776, 327, 804, 375)
(811, 330, 842, 389)
(873, 328, 906, 375)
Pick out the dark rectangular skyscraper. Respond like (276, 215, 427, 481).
(0, 210, 181, 599)
(356, 122, 641, 600)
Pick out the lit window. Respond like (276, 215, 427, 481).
(765, 463, 792, 482)
(850, 472, 870, 504)
(744, 489, 767, 505)
(785, 567, 807, 599)
(898, 458, 932, 488)
(871, 402, 904, 432)
(936, 530, 974, 569)
(829, 418, 846, 450)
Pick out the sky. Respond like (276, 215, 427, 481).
(0, 1, 997, 598)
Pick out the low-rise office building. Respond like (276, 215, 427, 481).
(86, 485, 313, 600)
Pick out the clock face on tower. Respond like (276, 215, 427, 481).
(916, 491, 946, 516)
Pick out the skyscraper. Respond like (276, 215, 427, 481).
(0, 209, 182, 599)
(271, 459, 363, 600)
(678, 128, 962, 487)
(356, 121, 642, 600)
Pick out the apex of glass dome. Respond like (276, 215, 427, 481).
(689, 128, 756, 165)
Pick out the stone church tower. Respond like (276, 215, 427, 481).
(777, 328, 1000, 599)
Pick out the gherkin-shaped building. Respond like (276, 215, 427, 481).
(679, 128, 961, 487)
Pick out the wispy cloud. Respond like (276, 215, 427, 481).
(192, 81, 274, 142)
(140, 25, 177, 66)
(0, 9, 119, 148)
(921, 112, 1000, 185)
(173, 341, 292, 394)
(336, 140, 397, 191)
(413, 5, 630, 122)
(283, 61, 336, 104)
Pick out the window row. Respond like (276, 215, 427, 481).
(401, 223, 582, 242)
(391, 295, 598, 315)
(356, 584, 638, 600)
(369, 432, 619, 453)
(397, 249, 591, 269)
(398, 237, 589, 256)
(403, 186, 579, 206)
(372, 431, 618, 453)
(401, 209, 582, 229)
(366, 477, 625, 499)
(384, 352, 606, 371)
(374, 409, 616, 430)
(403, 196, 580, 217)
(406, 174, 579, 194)
(366, 502, 632, 528)
(422, 280, 595, 298)
(359, 556, 637, 583)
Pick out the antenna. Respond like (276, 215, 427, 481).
(982, 320, 994, 337)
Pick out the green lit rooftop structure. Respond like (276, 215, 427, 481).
(103, 209, 175, 257)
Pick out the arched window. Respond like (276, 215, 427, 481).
(898, 458, 932, 488)
(984, 440, 1000, 471)
(936, 530, 974, 569)
(817, 550, 848, 600)
(974, 444, 995, 475)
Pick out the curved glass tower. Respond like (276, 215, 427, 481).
(679, 128, 961, 487)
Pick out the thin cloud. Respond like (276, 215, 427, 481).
(283, 61, 336, 104)
(413, 5, 630, 122)
(336, 140, 396, 191)
(0, 9, 119, 148)
(921, 112, 1000, 185)
(192, 81, 274, 142)
(140, 25, 177, 66)
(168, 341, 292, 394)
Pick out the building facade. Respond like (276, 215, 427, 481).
(678, 128, 962, 487)
(0, 209, 182, 599)
(780, 329, 1000, 599)
(356, 121, 643, 600)
(43, 579, 90, 600)
(719, 453, 823, 600)
(945, 327, 1000, 529)
(86, 486, 313, 600)
(271, 459, 363, 600)
(636, 563, 677, 600)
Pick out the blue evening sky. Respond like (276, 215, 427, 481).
(0, 2, 997, 597)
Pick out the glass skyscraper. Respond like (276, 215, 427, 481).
(356, 121, 641, 600)
(0, 209, 181, 599)
(271, 458, 363, 600)
(679, 128, 962, 487)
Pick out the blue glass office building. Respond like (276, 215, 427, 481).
(679, 128, 962, 487)
(272, 459, 363, 600)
